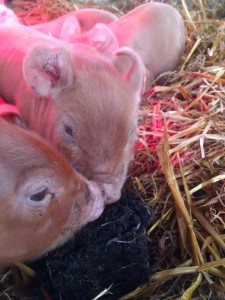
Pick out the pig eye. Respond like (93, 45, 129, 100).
(30, 188, 54, 202)
(64, 123, 75, 144)
(65, 125, 73, 137)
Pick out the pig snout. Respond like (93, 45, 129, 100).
(85, 181, 106, 222)
(102, 183, 122, 204)
(64, 181, 105, 247)
(77, 163, 128, 205)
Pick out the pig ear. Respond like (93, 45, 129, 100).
(0, 4, 20, 24)
(23, 44, 74, 98)
(88, 23, 119, 56)
(59, 16, 81, 43)
(112, 47, 145, 97)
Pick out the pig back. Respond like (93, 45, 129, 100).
(109, 3, 185, 79)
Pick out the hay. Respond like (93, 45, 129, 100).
(126, 1, 225, 298)
(13, 0, 126, 24)
(1, 0, 225, 299)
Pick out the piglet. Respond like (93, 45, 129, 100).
(0, 25, 144, 204)
(0, 117, 105, 266)
(32, 8, 118, 43)
(71, 3, 185, 92)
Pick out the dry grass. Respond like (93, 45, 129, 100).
(1, 0, 225, 299)
(127, 1, 225, 298)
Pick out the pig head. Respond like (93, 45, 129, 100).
(71, 3, 185, 92)
(0, 25, 144, 204)
(0, 117, 105, 265)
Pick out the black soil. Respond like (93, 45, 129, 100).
(26, 190, 152, 300)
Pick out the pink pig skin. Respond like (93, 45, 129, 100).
(0, 1, 19, 25)
(72, 3, 185, 92)
(0, 96, 20, 119)
(0, 117, 105, 265)
(0, 24, 144, 204)
(32, 8, 118, 42)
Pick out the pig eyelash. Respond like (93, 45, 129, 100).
(30, 188, 55, 202)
